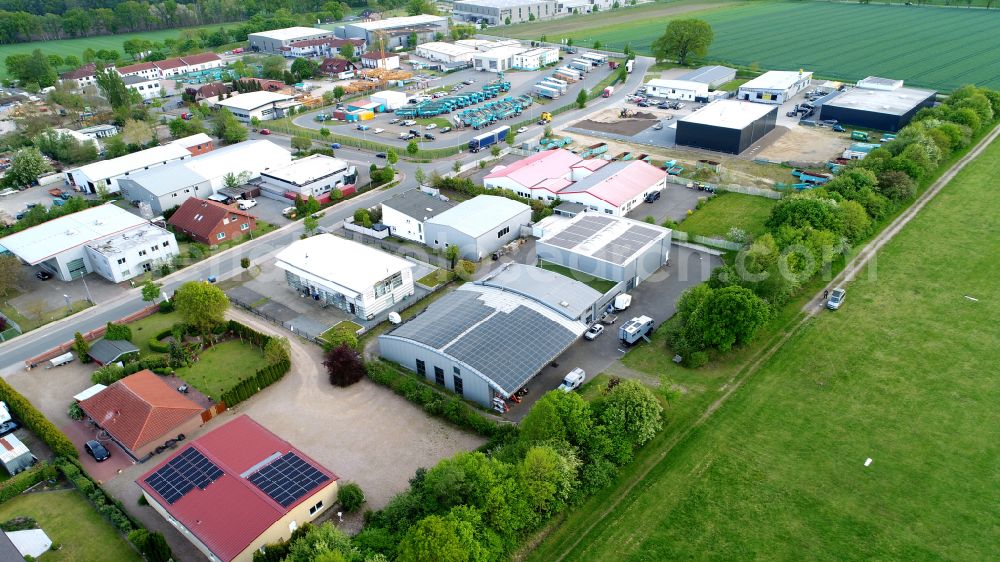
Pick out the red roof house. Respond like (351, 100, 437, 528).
(137, 416, 339, 562)
(79, 370, 204, 460)
(320, 58, 357, 77)
(167, 198, 257, 245)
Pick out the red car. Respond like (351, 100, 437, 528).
(259, 129, 271, 135)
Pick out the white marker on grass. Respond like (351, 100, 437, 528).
(964, 295, 978, 302)
(864, 458, 873, 467)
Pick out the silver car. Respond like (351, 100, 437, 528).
(826, 288, 846, 310)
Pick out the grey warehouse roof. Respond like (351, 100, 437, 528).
(477, 263, 601, 320)
(383, 189, 456, 221)
(822, 86, 935, 116)
(539, 214, 668, 266)
(383, 285, 586, 396)
(677, 65, 736, 85)
(426, 195, 530, 238)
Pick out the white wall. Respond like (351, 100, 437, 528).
(381, 206, 426, 243)
(84, 229, 179, 283)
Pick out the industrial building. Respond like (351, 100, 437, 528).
(138, 415, 338, 562)
(123, 75, 161, 101)
(380, 189, 457, 244)
(415, 42, 478, 64)
(424, 195, 532, 260)
(645, 79, 709, 101)
(558, 0, 615, 14)
(0, 204, 177, 282)
(370, 90, 408, 110)
(359, 52, 401, 70)
(737, 70, 813, 104)
(78, 370, 203, 461)
(338, 15, 448, 49)
(248, 27, 332, 54)
(379, 263, 597, 409)
(819, 78, 936, 132)
(64, 137, 197, 194)
(484, 149, 666, 216)
(453, 0, 558, 25)
(676, 65, 737, 88)
(275, 234, 415, 321)
(512, 47, 559, 70)
(118, 140, 292, 214)
(676, 99, 778, 154)
(259, 154, 358, 200)
(535, 213, 672, 291)
(213, 91, 302, 123)
(473, 45, 527, 72)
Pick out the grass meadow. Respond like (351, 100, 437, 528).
(499, 1, 1000, 91)
(525, 134, 1000, 560)
(676, 192, 776, 238)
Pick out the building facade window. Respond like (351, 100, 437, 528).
(241, 222, 250, 230)
(138, 249, 147, 256)
(497, 226, 510, 238)
(217, 232, 226, 240)
(453, 375, 464, 395)
(309, 500, 324, 515)
(434, 367, 445, 385)
(416, 359, 426, 376)
(117, 258, 126, 265)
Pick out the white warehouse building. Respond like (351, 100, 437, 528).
(64, 140, 194, 195)
(0, 204, 178, 282)
(213, 91, 302, 123)
(259, 154, 359, 200)
(381, 189, 457, 244)
(473, 45, 527, 73)
(737, 70, 813, 104)
(275, 234, 415, 321)
(512, 47, 559, 71)
(249, 27, 332, 54)
(645, 79, 709, 101)
(415, 42, 478, 64)
(424, 195, 532, 260)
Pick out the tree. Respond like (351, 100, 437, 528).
(598, 380, 663, 449)
(5, 49, 56, 88)
(291, 58, 318, 80)
(264, 337, 290, 364)
(397, 511, 479, 562)
(445, 244, 460, 268)
(291, 135, 313, 153)
(452, 160, 461, 174)
(74, 332, 90, 362)
(387, 149, 398, 166)
(223, 171, 251, 189)
(212, 108, 248, 144)
(303, 215, 319, 236)
(321, 326, 358, 351)
(173, 281, 229, 336)
(241, 257, 251, 270)
(122, 119, 155, 146)
(839, 199, 871, 244)
(95, 66, 133, 111)
(333, 86, 345, 101)
(337, 482, 365, 512)
(64, 55, 81, 69)
(689, 285, 770, 352)
(319, 127, 330, 138)
(406, 0, 438, 16)
(250, 116, 261, 129)
(414, 167, 426, 185)
(407, 140, 419, 156)
(0, 255, 23, 297)
(651, 19, 714, 65)
(339, 43, 355, 60)
(593, 40, 601, 49)
(876, 169, 916, 202)
(576, 89, 588, 109)
(284, 524, 355, 562)
(3, 147, 51, 188)
(141, 280, 160, 302)
(519, 445, 579, 515)
(324, 344, 365, 387)
(169, 116, 206, 139)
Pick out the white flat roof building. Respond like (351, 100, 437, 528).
(85, 223, 179, 283)
(415, 42, 478, 64)
(248, 27, 331, 54)
(0, 205, 147, 266)
(275, 233, 415, 320)
(371, 90, 408, 110)
(260, 154, 358, 198)
(473, 45, 527, 73)
(172, 132, 213, 152)
(737, 70, 813, 104)
(424, 195, 532, 259)
(645, 79, 709, 101)
(214, 91, 301, 122)
(65, 142, 192, 194)
(346, 14, 445, 31)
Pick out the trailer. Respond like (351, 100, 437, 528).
(569, 59, 592, 73)
(666, 165, 684, 175)
(580, 142, 608, 158)
(539, 79, 567, 94)
(553, 67, 582, 82)
(610, 151, 631, 161)
(581, 52, 607, 65)
(545, 76, 569, 89)
(534, 83, 561, 99)
(468, 125, 510, 152)
(619, 315, 653, 345)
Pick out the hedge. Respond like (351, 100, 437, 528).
(0, 377, 77, 458)
(219, 321, 291, 407)
(0, 463, 56, 504)
(54, 457, 158, 545)
(365, 360, 515, 442)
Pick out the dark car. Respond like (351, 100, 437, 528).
(644, 191, 661, 203)
(376, 152, 387, 159)
(423, 133, 435, 140)
(85, 440, 110, 462)
(0, 419, 20, 437)
(35, 270, 52, 280)
(637, 101, 650, 108)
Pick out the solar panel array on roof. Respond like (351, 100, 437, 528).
(144, 448, 224, 504)
(247, 452, 331, 508)
(389, 290, 494, 349)
(444, 307, 577, 394)
(590, 225, 662, 265)
(543, 215, 616, 251)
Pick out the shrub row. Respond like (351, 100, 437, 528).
(221, 359, 290, 407)
(227, 319, 272, 348)
(0, 377, 77, 458)
(0, 463, 56, 504)
(366, 361, 514, 442)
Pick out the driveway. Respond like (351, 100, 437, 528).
(627, 183, 707, 225)
(504, 244, 721, 420)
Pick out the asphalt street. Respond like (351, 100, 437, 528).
(0, 56, 654, 375)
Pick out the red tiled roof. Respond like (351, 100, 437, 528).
(168, 198, 252, 241)
(361, 51, 395, 60)
(117, 61, 157, 74)
(79, 370, 203, 454)
(154, 58, 186, 70)
(181, 52, 222, 65)
(320, 58, 356, 74)
(60, 63, 96, 80)
(137, 416, 338, 562)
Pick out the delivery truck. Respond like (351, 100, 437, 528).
(468, 125, 510, 152)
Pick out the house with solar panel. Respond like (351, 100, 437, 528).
(137, 416, 338, 562)
(379, 263, 600, 409)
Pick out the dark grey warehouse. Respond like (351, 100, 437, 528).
(819, 79, 936, 132)
(676, 100, 778, 155)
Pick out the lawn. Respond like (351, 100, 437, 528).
(0, 490, 141, 561)
(500, 1, 1000, 91)
(173, 339, 269, 400)
(526, 128, 1000, 560)
(416, 268, 452, 288)
(414, 117, 453, 130)
(0, 293, 93, 334)
(676, 192, 776, 238)
(538, 260, 617, 294)
(127, 310, 181, 355)
(320, 320, 363, 343)
(0, 24, 242, 80)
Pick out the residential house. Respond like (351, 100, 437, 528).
(168, 198, 257, 245)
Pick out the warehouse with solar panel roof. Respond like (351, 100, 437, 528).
(379, 263, 601, 409)
(137, 416, 337, 562)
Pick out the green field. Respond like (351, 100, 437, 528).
(527, 137, 1000, 560)
(676, 192, 776, 238)
(174, 339, 269, 399)
(0, 489, 142, 561)
(0, 24, 237, 80)
(500, 1, 1000, 91)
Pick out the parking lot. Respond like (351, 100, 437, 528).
(292, 57, 615, 150)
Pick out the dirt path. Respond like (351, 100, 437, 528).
(528, 122, 1000, 562)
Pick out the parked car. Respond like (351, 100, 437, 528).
(826, 288, 846, 310)
(832, 124, 846, 132)
(85, 440, 110, 462)
(238, 199, 257, 210)
(330, 143, 341, 149)
(558, 368, 586, 392)
(425, 123, 437, 130)
(282, 207, 297, 219)
(584, 324, 604, 340)
(35, 270, 52, 280)
(637, 101, 650, 108)
(644, 191, 661, 203)
(357, 124, 370, 131)
(373, 128, 385, 134)
(398, 132, 409, 139)
(440, 126, 452, 133)
(517, 126, 528, 134)
(376, 152, 387, 158)
(653, 122, 663, 130)
(423, 133, 435, 140)
(389, 117, 400, 124)
(259, 129, 271, 135)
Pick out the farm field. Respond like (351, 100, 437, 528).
(526, 136, 1000, 560)
(0, 24, 239, 80)
(499, 1, 1000, 91)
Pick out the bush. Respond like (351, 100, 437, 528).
(1, 516, 38, 531)
(338, 482, 366, 512)
(0, 464, 52, 504)
(67, 401, 84, 420)
(686, 351, 709, 368)
(104, 322, 132, 341)
(147, 337, 170, 353)
(91, 364, 126, 385)
(158, 300, 174, 313)
(325, 345, 365, 387)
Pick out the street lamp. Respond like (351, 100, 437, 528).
(63, 294, 71, 312)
